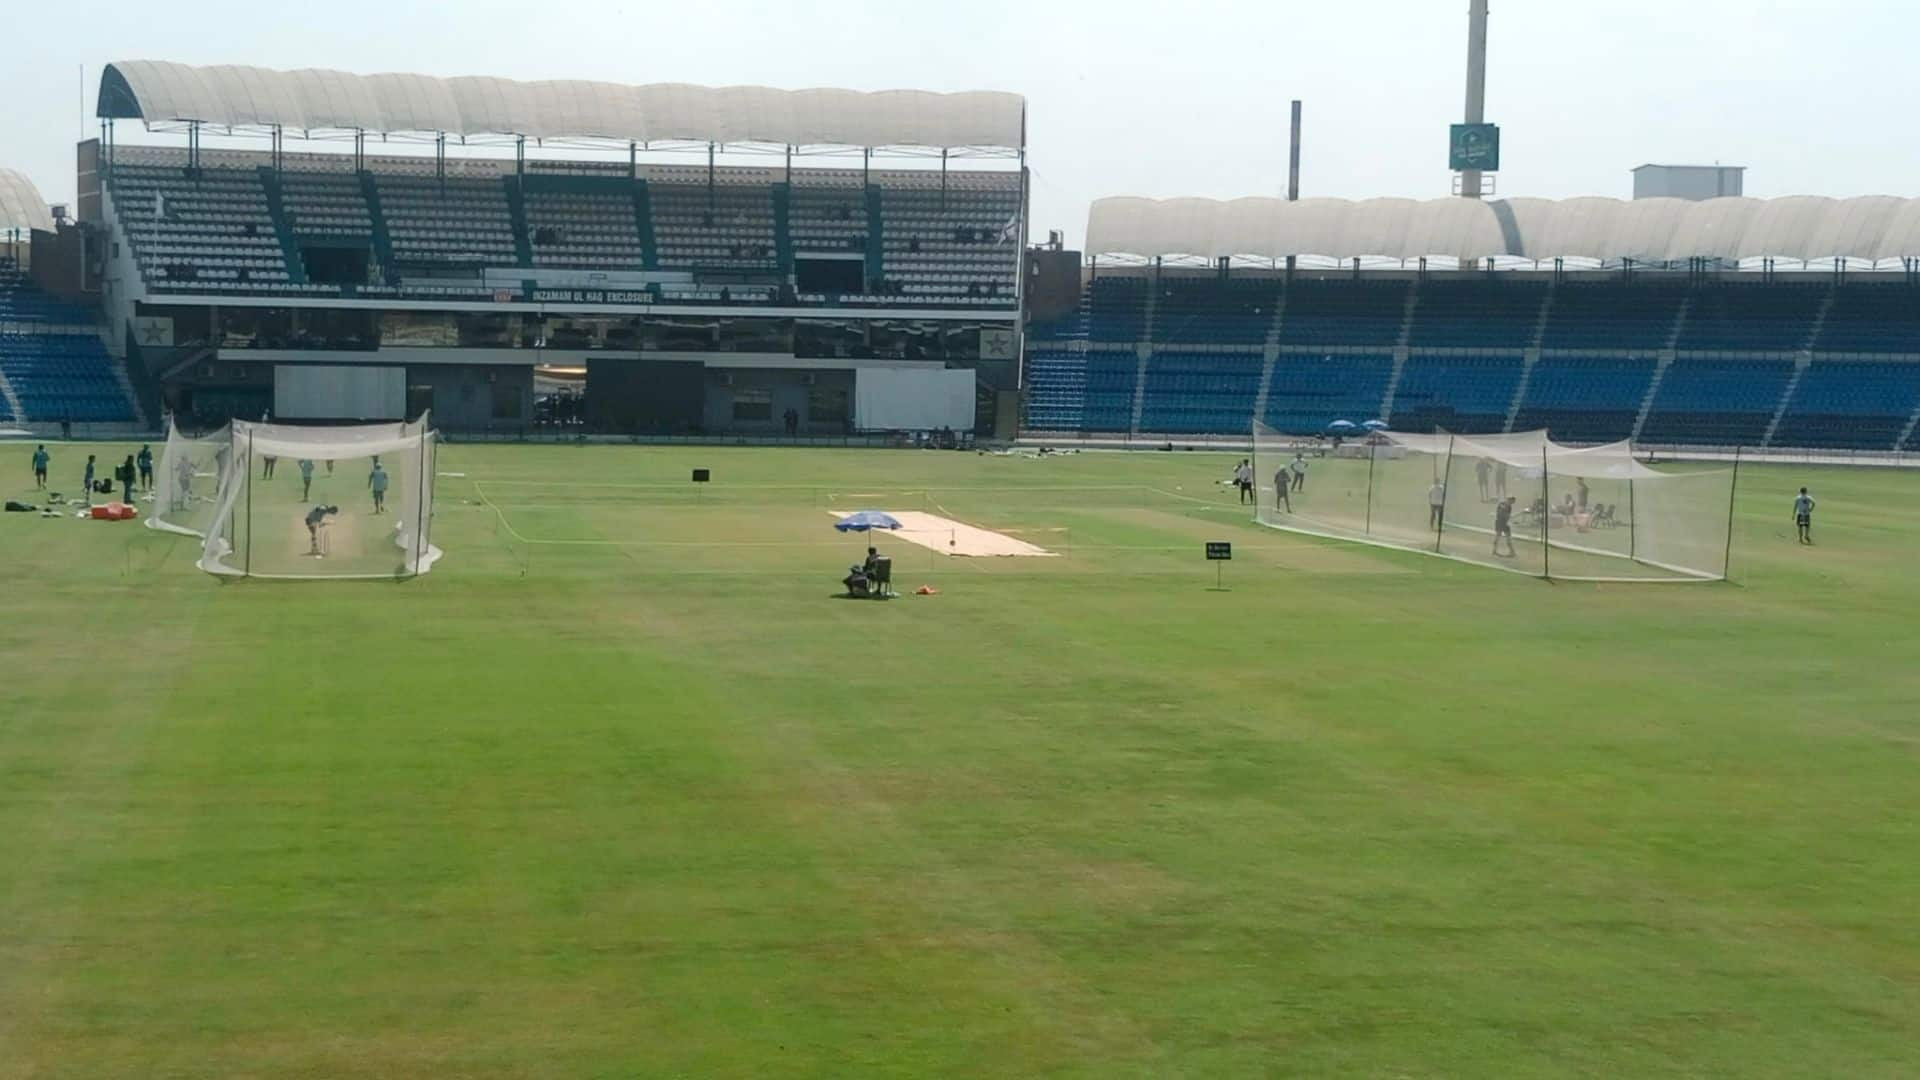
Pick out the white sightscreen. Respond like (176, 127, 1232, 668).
(274, 364, 406, 420)
(198, 417, 440, 579)
(1252, 421, 1733, 582)
(853, 368, 975, 432)
(147, 421, 231, 538)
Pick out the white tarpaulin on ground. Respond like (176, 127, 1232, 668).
(853, 368, 974, 432)
(832, 511, 1055, 557)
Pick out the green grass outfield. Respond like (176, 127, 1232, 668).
(3, 440, 1918, 1077)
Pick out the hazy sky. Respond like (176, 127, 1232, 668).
(7, 0, 1919, 247)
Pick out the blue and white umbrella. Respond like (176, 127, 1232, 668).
(1326, 419, 1358, 432)
(834, 510, 903, 533)
(1362, 419, 1390, 431)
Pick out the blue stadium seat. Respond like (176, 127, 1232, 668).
(1278, 280, 1407, 346)
(1152, 278, 1279, 345)
(1814, 286, 1920, 352)
(1770, 360, 1920, 449)
(1407, 280, 1545, 347)
(1022, 349, 1087, 430)
(1639, 357, 1795, 445)
(1088, 277, 1149, 343)
(1541, 283, 1686, 350)
(1082, 353, 1141, 431)
(1138, 351, 1262, 433)
(0, 274, 134, 423)
(1264, 353, 1392, 434)
(1677, 285, 1825, 352)
(1389, 355, 1524, 434)
(1513, 356, 1657, 443)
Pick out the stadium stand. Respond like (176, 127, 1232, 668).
(1264, 352, 1394, 434)
(1770, 360, 1920, 449)
(523, 177, 647, 271)
(1541, 283, 1685, 350)
(1675, 284, 1826, 352)
(1082, 352, 1142, 432)
(0, 272, 136, 423)
(377, 174, 518, 270)
(1278, 280, 1407, 346)
(1087, 277, 1149, 343)
(1813, 285, 1920, 352)
(108, 162, 291, 289)
(1512, 355, 1659, 444)
(102, 150, 1022, 310)
(1138, 351, 1264, 433)
(1152, 277, 1279, 345)
(1029, 271, 1920, 450)
(1407, 280, 1545, 348)
(1638, 357, 1797, 445)
(1390, 354, 1525, 434)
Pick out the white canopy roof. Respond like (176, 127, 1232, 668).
(98, 61, 1025, 150)
(0, 169, 54, 234)
(1088, 195, 1920, 264)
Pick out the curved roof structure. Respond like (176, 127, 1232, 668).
(1087, 195, 1920, 264)
(0, 169, 54, 234)
(97, 61, 1025, 150)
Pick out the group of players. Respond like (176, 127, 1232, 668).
(1227, 450, 1823, 551)
(258, 454, 393, 558)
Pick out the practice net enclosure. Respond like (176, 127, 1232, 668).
(198, 418, 440, 579)
(147, 421, 232, 538)
(1252, 422, 1733, 581)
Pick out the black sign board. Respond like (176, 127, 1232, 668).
(1206, 541, 1233, 561)
(691, 469, 711, 483)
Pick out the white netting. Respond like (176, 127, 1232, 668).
(147, 422, 232, 538)
(1252, 422, 1733, 581)
(198, 417, 440, 579)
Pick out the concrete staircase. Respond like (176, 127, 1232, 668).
(1504, 351, 1538, 433)
(1895, 397, 1920, 452)
(1129, 347, 1151, 435)
(1760, 357, 1811, 448)
(257, 166, 308, 285)
(1379, 347, 1409, 424)
(0, 369, 23, 422)
(631, 179, 659, 270)
(1630, 356, 1672, 442)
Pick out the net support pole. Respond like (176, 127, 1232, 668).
(413, 434, 430, 575)
(1363, 441, 1377, 536)
(1434, 434, 1455, 552)
(1540, 445, 1551, 581)
(1722, 446, 1741, 581)
(244, 428, 254, 577)
(1627, 473, 1636, 562)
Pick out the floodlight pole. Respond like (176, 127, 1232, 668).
(1461, 0, 1490, 199)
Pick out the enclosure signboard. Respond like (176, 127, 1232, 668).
(1449, 123, 1501, 171)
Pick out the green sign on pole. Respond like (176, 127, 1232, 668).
(1450, 123, 1500, 172)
